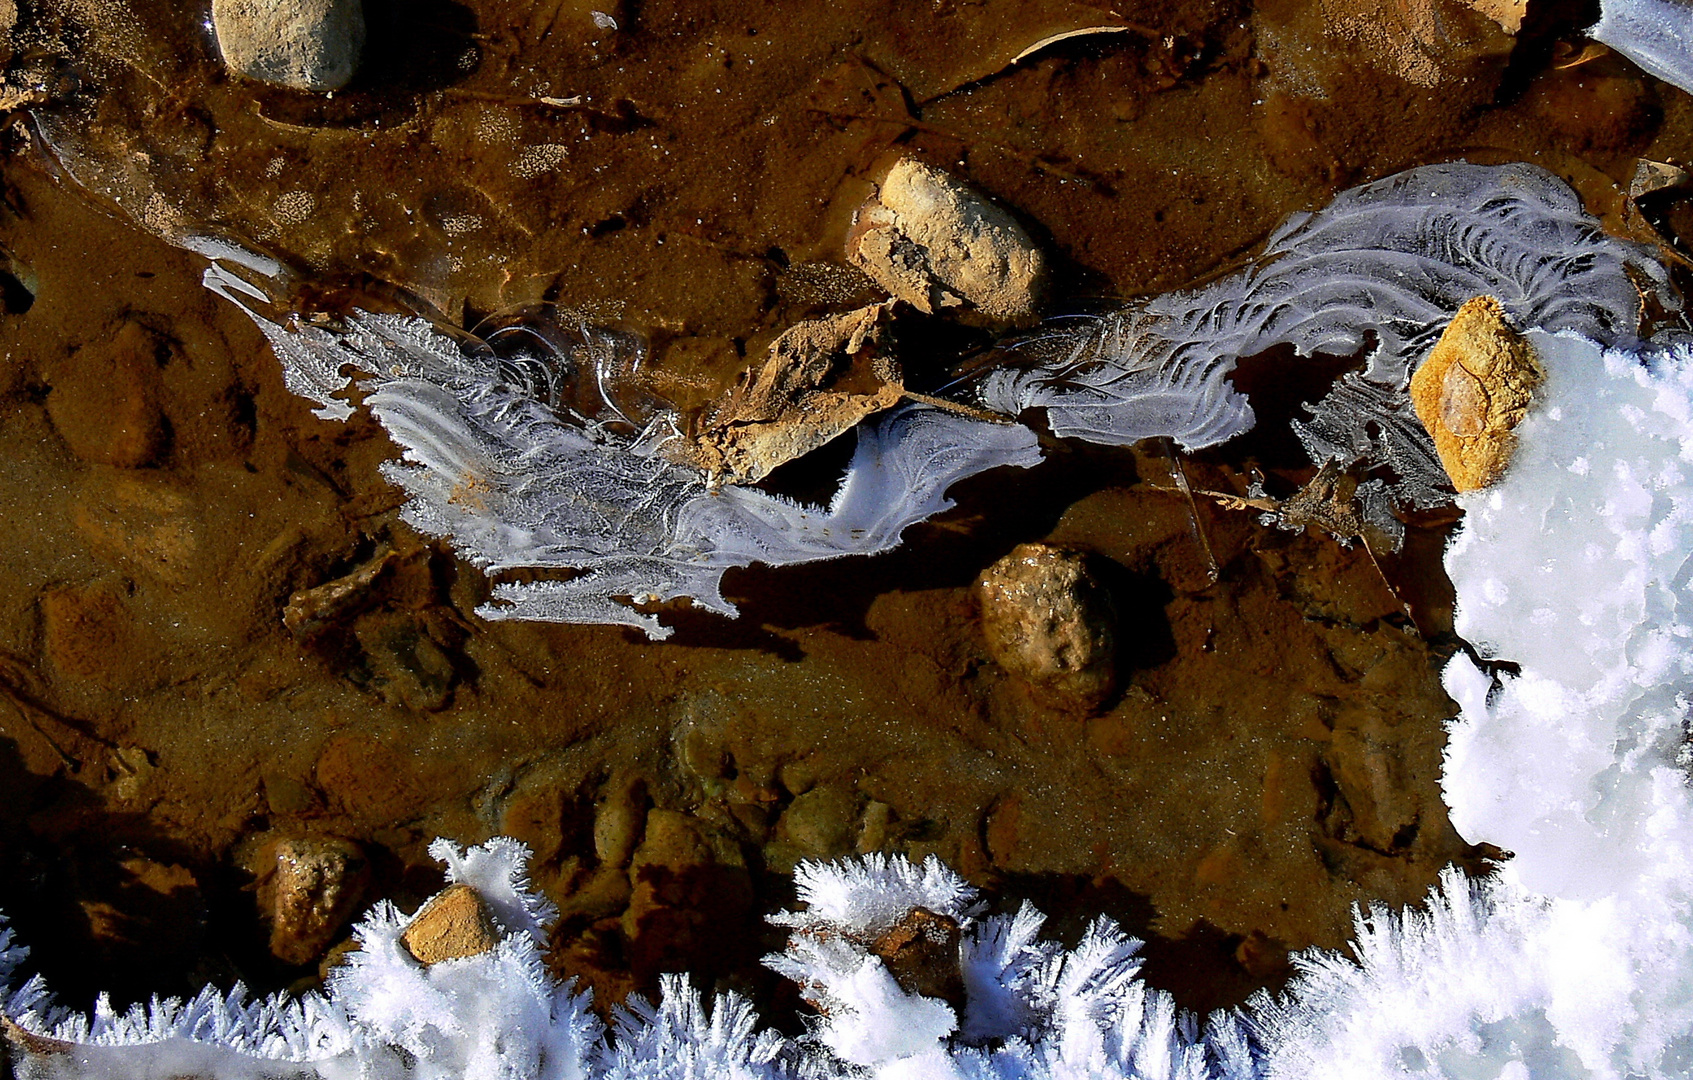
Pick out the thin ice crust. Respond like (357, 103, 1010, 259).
(207, 265, 1041, 639)
(981, 162, 1670, 516)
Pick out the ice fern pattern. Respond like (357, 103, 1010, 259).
(205, 266, 1040, 640)
(979, 162, 1671, 508)
(3, 838, 1690, 1079)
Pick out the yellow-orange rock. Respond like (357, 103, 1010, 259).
(1409, 296, 1543, 492)
(401, 883, 502, 965)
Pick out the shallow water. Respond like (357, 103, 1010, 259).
(0, 0, 1687, 1023)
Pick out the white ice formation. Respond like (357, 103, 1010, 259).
(979, 162, 1671, 510)
(0, 841, 1237, 1080)
(1590, 0, 1693, 99)
(202, 267, 1041, 639)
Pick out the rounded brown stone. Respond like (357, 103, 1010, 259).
(268, 837, 369, 966)
(976, 542, 1118, 709)
(846, 158, 1049, 328)
(211, 0, 365, 92)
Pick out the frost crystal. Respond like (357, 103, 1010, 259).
(205, 266, 1041, 639)
(1589, 0, 1693, 99)
(980, 163, 1670, 508)
(107, 169, 1689, 1080)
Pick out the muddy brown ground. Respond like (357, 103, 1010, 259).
(0, 0, 1689, 1025)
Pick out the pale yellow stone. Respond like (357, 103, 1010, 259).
(1410, 296, 1543, 492)
(846, 159, 1049, 327)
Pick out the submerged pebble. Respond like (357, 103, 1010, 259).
(593, 778, 647, 868)
(1409, 295, 1543, 492)
(42, 320, 167, 469)
(976, 542, 1117, 710)
(268, 837, 369, 966)
(211, 0, 365, 92)
(846, 158, 1049, 328)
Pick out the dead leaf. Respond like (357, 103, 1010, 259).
(684, 304, 903, 485)
(1631, 158, 1691, 201)
(1278, 459, 1366, 538)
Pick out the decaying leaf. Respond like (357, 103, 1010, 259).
(1276, 459, 1368, 538)
(1200, 459, 1400, 551)
(685, 303, 904, 485)
(1630, 158, 1691, 202)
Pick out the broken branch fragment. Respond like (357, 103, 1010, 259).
(1409, 295, 1544, 492)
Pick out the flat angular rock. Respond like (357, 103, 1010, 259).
(212, 0, 365, 92)
(847, 159, 1049, 328)
(1410, 295, 1543, 492)
(687, 303, 902, 485)
(401, 883, 502, 964)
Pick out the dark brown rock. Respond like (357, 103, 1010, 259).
(43, 321, 168, 469)
(593, 778, 647, 868)
(353, 611, 457, 712)
(872, 907, 964, 1005)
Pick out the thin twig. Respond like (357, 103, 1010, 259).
(898, 390, 1013, 423)
(1161, 437, 1218, 585)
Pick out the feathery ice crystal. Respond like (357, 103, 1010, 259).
(203, 267, 1041, 639)
(979, 162, 1671, 513)
(200, 163, 1671, 634)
